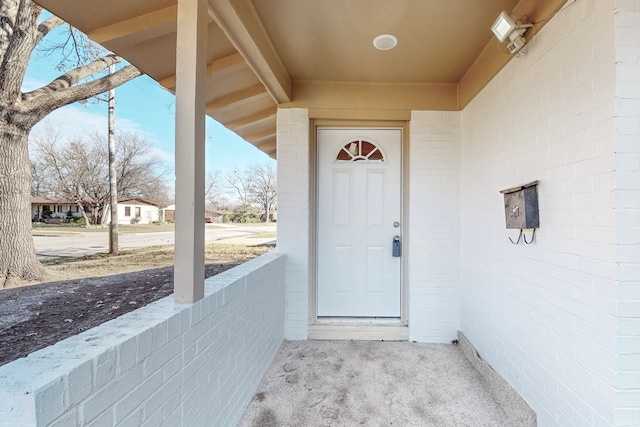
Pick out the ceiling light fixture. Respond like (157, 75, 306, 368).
(373, 34, 398, 51)
(491, 11, 534, 54)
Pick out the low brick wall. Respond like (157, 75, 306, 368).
(0, 252, 286, 427)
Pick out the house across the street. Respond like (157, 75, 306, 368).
(31, 196, 163, 224)
(31, 196, 83, 222)
(161, 204, 175, 222)
(103, 198, 162, 225)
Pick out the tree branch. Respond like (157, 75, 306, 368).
(25, 54, 122, 98)
(0, 0, 41, 101)
(35, 14, 64, 45)
(0, 0, 20, 68)
(21, 63, 143, 125)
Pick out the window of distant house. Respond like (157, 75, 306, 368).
(336, 139, 385, 162)
(135, 207, 141, 217)
(124, 207, 131, 217)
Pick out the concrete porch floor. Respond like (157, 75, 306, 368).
(239, 337, 535, 427)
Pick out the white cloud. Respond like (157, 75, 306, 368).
(30, 104, 155, 143)
(151, 147, 176, 166)
(22, 76, 48, 92)
(30, 104, 178, 199)
(30, 104, 174, 176)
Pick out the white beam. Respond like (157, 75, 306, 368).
(244, 128, 276, 144)
(208, 0, 291, 103)
(255, 139, 276, 152)
(225, 106, 277, 130)
(205, 84, 266, 113)
(88, 5, 177, 44)
(159, 52, 245, 90)
(174, 0, 207, 304)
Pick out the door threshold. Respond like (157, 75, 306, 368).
(309, 323, 408, 341)
(316, 317, 402, 325)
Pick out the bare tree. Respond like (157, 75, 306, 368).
(205, 169, 223, 206)
(32, 131, 169, 226)
(30, 123, 59, 197)
(31, 159, 50, 197)
(225, 169, 255, 209)
(34, 134, 102, 226)
(110, 132, 171, 206)
(249, 163, 277, 222)
(0, 1, 142, 286)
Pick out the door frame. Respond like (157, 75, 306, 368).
(309, 119, 410, 328)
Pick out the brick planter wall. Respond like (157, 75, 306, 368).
(0, 252, 286, 427)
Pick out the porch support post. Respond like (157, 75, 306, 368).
(276, 108, 310, 339)
(174, 0, 207, 303)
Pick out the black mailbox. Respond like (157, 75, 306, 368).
(500, 181, 539, 230)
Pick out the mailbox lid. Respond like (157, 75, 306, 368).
(500, 181, 539, 230)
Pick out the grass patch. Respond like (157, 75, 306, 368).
(41, 245, 172, 266)
(248, 232, 277, 239)
(114, 224, 176, 233)
(40, 244, 272, 283)
(33, 223, 176, 234)
(33, 222, 274, 235)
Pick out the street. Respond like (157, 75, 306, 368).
(33, 224, 277, 261)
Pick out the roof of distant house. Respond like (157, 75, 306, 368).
(118, 198, 163, 207)
(31, 196, 75, 204)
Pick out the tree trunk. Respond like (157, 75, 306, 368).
(94, 205, 104, 225)
(0, 123, 45, 286)
(0, 2, 143, 286)
(76, 201, 90, 227)
(90, 206, 97, 225)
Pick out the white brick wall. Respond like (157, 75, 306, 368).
(276, 108, 310, 340)
(460, 1, 619, 426)
(614, 1, 640, 425)
(408, 111, 461, 343)
(0, 252, 285, 427)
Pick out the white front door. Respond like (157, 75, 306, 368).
(317, 128, 402, 318)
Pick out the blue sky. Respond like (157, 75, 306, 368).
(24, 24, 275, 193)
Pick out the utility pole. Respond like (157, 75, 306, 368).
(108, 63, 118, 254)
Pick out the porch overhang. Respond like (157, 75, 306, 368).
(35, 0, 567, 159)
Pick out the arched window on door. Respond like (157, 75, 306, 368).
(335, 139, 385, 162)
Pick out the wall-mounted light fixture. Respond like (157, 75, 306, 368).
(491, 11, 534, 54)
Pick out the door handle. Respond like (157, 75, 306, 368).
(392, 235, 401, 257)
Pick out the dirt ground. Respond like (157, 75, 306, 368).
(0, 244, 271, 367)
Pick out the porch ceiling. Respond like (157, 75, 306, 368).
(34, 0, 566, 159)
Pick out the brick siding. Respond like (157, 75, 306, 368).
(459, 1, 621, 425)
(408, 111, 461, 342)
(614, 1, 640, 425)
(0, 253, 285, 427)
(276, 108, 311, 340)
